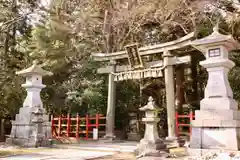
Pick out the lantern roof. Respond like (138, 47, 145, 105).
(139, 96, 159, 111)
(16, 61, 53, 76)
(191, 26, 240, 52)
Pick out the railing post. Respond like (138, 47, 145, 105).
(67, 113, 71, 137)
(85, 114, 89, 140)
(96, 114, 99, 129)
(175, 112, 179, 137)
(76, 113, 79, 139)
(58, 115, 62, 137)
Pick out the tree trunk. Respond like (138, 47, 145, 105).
(191, 55, 198, 102)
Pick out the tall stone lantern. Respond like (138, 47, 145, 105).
(190, 26, 240, 150)
(136, 97, 166, 157)
(6, 61, 53, 147)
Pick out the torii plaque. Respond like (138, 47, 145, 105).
(125, 43, 144, 69)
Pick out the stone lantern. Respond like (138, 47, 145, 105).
(136, 97, 166, 157)
(190, 26, 240, 150)
(6, 61, 53, 147)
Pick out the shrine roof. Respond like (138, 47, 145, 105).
(16, 61, 53, 76)
(91, 32, 195, 62)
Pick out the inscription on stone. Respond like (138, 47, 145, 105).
(208, 48, 220, 57)
(206, 72, 222, 97)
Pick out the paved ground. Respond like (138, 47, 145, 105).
(0, 141, 138, 160)
(0, 141, 195, 160)
(0, 149, 115, 160)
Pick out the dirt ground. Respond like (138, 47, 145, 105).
(0, 151, 12, 157)
(91, 152, 136, 160)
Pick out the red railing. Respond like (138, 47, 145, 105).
(51, 112, 194, 140)
(175, 111, 195, 138)
(51, 114, 106, 140)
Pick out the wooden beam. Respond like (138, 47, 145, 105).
(97, 55, 191, 74)
(92, 32, 195, 62)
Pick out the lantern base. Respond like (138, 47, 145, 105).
(6, 136, 52, 148)
(6, 106, 52, 148)
(190, 127, 240, 150)
(6, 120, 52, 147)
(136, 138, 167, 157)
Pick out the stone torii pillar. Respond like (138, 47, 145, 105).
(6, 61, 53, 147)
(104, 60, 117, 140)
(163, 51, 178, 143)
(190, 26, 240, 150)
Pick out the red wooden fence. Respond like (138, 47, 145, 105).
(51, 112, 194, 140)
(175, 111, 195, 138)
(51, 114, 106, 140)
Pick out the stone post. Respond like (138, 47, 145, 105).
(190, 26, 240, 150)
(163, 51, 177, 142)
(6, 61, 53, 147)
(136, 97, 166, 157)
(127, 112, 141, 141)
(104, 60, 116, 140)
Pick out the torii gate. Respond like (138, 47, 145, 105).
(93, 26, 240, 152)
(91, 32, 195, 141)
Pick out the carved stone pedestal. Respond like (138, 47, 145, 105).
(136, 97, 167, 157)
(6, 61, 53, 147)
(6, 107, 52, 147)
